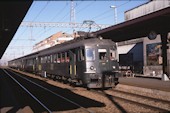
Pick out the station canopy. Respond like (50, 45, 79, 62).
(0, 1, 33, 59)
(94, 7, 170, 42)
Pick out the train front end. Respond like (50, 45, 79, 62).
(83, 39, 120, 89)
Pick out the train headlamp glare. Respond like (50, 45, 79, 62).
(90, 66, 94, 70)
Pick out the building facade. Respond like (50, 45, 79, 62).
(118, 0, 170, 76)
(33, 31, 74, 52)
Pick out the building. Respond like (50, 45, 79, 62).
(125, 0, 170, 21)
(118, 38, 144, 74)
(33, 31, 74, 52)
(118, 0, 170, 76)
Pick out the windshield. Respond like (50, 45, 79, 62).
(86, 49, 95, 61)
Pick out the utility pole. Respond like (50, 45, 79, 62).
(70, 0, 75, 31)
(110, 5, 117, 25)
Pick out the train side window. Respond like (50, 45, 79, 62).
(45, 56, 47, 63)
(62, 52, 65, 63)
(53, 54, 57, 63)
(98, 49, 107, 60)
(110, 49, 116, 60)
(57, 53, 61, 63)
(66, 52, 70, 62)
(47, 56, 50, 63)
(40, 57, 43, 63)
(50, 55, 53, 63)
(28, 59, 33, 66)
(43, 56, 45, 63)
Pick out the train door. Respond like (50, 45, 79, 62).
(69, 50, 76, 79)
(33, 57, 39, 72)
(98, 47, 110, 72)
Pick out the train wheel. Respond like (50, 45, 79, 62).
(53, 76, 56, 81)
(86, 87, 90, 90)
(72, 82, 76, 87)
(69, 82, 72, 86)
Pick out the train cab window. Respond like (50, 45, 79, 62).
(66, 52, 70, 62)
(53, 54, 57, 63)
(86, 49, 95, 61)
(98, 49, 107, 60)
(78, 49, 85, 61)
(110, 49, 116, 60)
(62, 52, 65, 63)
(57, 53, 61, 63)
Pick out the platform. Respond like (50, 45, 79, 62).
(117, 76, 170, 97)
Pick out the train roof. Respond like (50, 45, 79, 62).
(9, 37, 115, 62)
(38, 37, 115, 56)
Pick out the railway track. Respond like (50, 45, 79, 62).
(89, 88, 170, 113)
(109, 89, 170, 104)
(2, 68, 170, 113)
(2, 69, 101, 113)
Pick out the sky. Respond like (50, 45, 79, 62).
(0, 0, 150, 65)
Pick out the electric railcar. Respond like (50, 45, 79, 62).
(8, 35, 120, 89)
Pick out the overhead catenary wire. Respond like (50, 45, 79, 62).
(34, 1, 83, 42)
(91, 1, 130, 21)
(59, 1, 84, 23)
(31, 1, 50, 22)
(12, 1, 37, 44)
(34, 1, 70, 41)
(76, 1, 96, 15)
(94, 9, 126, 23)
(13, 1, 50, 46)
(49, 3, 68, 22)
(9, 1, 51, 60)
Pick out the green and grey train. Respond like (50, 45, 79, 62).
(8, 34, 120, 89)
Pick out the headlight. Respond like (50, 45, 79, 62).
(90, 66, 94, 70)
(112, 66, 116, 69)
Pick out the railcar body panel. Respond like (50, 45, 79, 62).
(8, 37, 120, 89)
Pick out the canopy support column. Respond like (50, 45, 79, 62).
(161, 32, 169, 80)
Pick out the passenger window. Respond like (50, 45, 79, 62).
(98, 49, 107, 60)
(48, 56, 51, 63)
(66, 52, 70, 62)
(57, 53, 61, 63)
(62, 53, 65, 63)
(50, 55, 53, 63)
(45, 56, 47, 63)
(53, 54, 57, 63)
(110, 49, 116, 60)
(41, 57, 43, 63)
(86, 49, 95, 61)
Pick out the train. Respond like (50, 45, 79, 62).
(8, 33, 120, 89)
